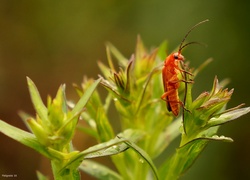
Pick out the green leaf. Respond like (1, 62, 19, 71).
(27, 118, 50, 146)
(96, 107, 115, 142)
(106, 45, 116, 71)
(199, 135, 233, 143)
(154, 117, 182, 157)
(135, 35, 147, 61)
(27, 77, 48, 123)
(0, 120, 52, 159)
(84, 129, 143, 159)
(135, 64, 162, 113)
(159, 138, 208, 180)
(79, 160, 122, 180)
(71, 78, 102, 115)
(83, 138, 128, 158)
(207, 107, 250, 127)
(59, 129, 144, 175)
(18, 110, 33, 132)
(77, 125, 98, 139)
(59, 138, 128, 176)
(160, 134, 233, 180)
(97, 61, 112, 79)
(106, 42, 128, 67)
(120, 138, 159, 180)
(193, 58, 213, 77)
(36, 171, 49, 180)
(157, 40, 167, 60)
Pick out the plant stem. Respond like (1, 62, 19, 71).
(51, 159, 80, 180)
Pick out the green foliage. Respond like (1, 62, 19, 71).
(80, 160, 122, 180)
(0, 36, 249, 180)
(37, 171, 49, 180)
(86, 36, 250, 180)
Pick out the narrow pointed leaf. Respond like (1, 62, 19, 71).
(59, 129, 144, 175)
(157, 40, 167, 60)
(59, 138, 128, 176)
(84, 129, 143, 158)
(155, 117, 182, 156)
(160, 134, 233, 180)
(18, 110, 33, 132)
(36, 171, 49, 180)
(27, 118, 49, 146)
(106, 42, 128, 67)
(77, 125, 98, 139)
(193, 58, 213, 77)
(207, 107, 250, 127)
(135, 64, 162, 113)
(125, 56, 134, 92)
(71, 78, 102, 115)
(0, 120, 52, 159)
(106, 45, 116, 71)
(27, 77, 48, 122)
(97, 61, 111, 79)
(135, 35, 147, 61)
(120, 138, 159, 180)
(159, 139, 208, 180)
(79, 160, 122, 180)
(199, 135, 233, 142)
(95, 107, 115, 142)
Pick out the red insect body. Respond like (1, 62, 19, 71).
(161, 52, 184, 116)
(161, 20, 208, 116)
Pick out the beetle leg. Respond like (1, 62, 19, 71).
(168, 79, 194, 85)
(161, 98, 191, 114)
(179, 79, 194, 84)
(161, 94, 191, 114)
(179, 68, 193, 76)
(161, 89, 176, 100)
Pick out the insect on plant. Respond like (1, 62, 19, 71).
(161, 19, 209, 116)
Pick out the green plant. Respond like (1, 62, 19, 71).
(0, 36, 249, 180)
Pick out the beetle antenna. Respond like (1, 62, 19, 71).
(178, 19, 209, 53)
(179, 41, 207, 52)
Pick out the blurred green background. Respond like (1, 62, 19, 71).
(0, 0, 250, 179)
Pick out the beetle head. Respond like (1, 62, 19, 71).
(173, 52, 184, 61)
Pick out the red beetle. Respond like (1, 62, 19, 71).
(161, 20, 208, 116)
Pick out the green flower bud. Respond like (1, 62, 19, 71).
(27, 118, 50, 146)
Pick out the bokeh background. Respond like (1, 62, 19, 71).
(0, 0, 250, 179)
